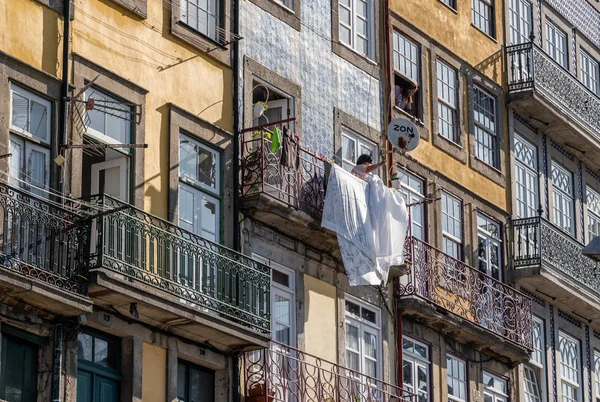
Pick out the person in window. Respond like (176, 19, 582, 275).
(351, 154, 398, 181)
(395, 78, 418, 114)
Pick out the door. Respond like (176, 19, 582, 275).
(509, 0, 533, 81)
(91, 157, 129, 201)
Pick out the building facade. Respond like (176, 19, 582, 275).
(504, 2, 600, 402)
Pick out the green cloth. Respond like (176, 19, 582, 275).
(271, 127, 282, 152)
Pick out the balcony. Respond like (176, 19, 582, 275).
(512, 216, 600, 321)
(240, 123, 338, 253)
(397, 237, 533, 362)
(505, 42, 600, 163)
(243, 342, 415, 402)
(0, 183, 92, 316)
(85, 195, 272, 351)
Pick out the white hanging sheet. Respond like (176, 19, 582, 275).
(322, 165, 409, 286)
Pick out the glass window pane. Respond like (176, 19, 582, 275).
(29, 101, 48, 141)
(11, 92, 29, 132)
(77, 333, 93, 362)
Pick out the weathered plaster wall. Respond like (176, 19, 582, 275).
(238, 0, 383, 153)
(303, 274, 337, 361)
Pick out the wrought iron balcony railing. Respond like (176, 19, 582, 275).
(0, 182, 89, 295)
(506, 42, 600, 137)
(240, 123, 327, 220)
(397, 237, 533, 350)
(85, 195, 272, 333)
(513, 216, 600, 297)
(243, 341, 415, 402)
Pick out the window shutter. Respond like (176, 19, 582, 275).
(12, 93, 29, 132)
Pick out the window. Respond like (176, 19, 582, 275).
(398, 172, 425, 241)
(77, 330, 121, 402)
(341, 128, 378, 172)
(0, 333, 38, 402)
(545, 21, 568, 69)
(580, 50, 600, 95)
(472, 0, 495, 37)
(509, 0, 532, 45)
(477, 213, 501, 280)
(9, 85, 52, 197)
(272, 263, 295, 346)
(483, 372, 508, 402)
(177, 360, 215, 402)
(514, 134, 539, 218)
(559, 332, 581, 402)
(180, 0, 220, 42)
(393, 32, 421, 118)
(440, 0, 457, 10)
(587, 187, 600, 241)
(403, 337, 430, 402)
(447, 355, 466, 402)
(594, 350, 600, 402)
(473, 86, 498, 168)
(442, 192, 462, 260)
(437, 60, 459, 143)
(338, 0, 373, 58)
(345, 296, 381, 379)
(551, 162, 575, 235)
(85, 88, 132, 146)
(179, 133, 221, 242)
(524, 316, 546, 402)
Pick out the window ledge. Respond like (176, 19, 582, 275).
(332, 41, 379, 78)
(246, 0, 301, 30)
(438, 1, 458, 14)
(393, 106, 425, 127)
(470, 154, 505, 186)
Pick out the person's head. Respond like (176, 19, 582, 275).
(356, 154, 373, 166)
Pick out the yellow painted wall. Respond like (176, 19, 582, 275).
(142, 342, 167, 402)
(1, 0, 233, 219)
(391, 0, 507, 211)
(303, 274, 337, 362)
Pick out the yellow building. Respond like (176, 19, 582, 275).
(0, 0, 268, 400)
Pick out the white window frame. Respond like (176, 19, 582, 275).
(84, 87, 132, 150)
(397, 171, 425, 241)
(580, 50, 600, 95)
(551, 161, 575, 236)
(338, 0, 375, 59)
(440, 0, 457, 10)
(594, 350, 600, 402)
(341, 128, 378, 172)
(252, 254, 296, 347)
(524, 365, 543, 402)
(180, 0, 220, 42)
(587, 186, 600, 242)
(473, 86, 498, 168)
(447, 354, 467, 402)
(344, 295, 381, 381)
(483, 371, 508, 402)
(476, 213, 502, 280)
(545, 21, 568, 69)
(178, 133, 222, 243)
(514, 134, 539, 219)
(9, 136, 50, 197)
(558, 331, 581, 402)
(509, 0, 532, 45)
(402, 336, 430, 402)
(9, 84, 51, 144)
(393, 31, 419, 82)
(442, 192, 463, 261)
(472, 0, 495, 37)
(437, 60, 459, 143)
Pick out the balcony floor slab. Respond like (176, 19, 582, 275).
(88, 269, 270, 353)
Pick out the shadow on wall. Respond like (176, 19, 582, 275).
(474, 49, 503, 82)
(42, 7, 60, 76)
(144, 104, 172, 219)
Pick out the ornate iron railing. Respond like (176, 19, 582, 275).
(85, 195, 271, 333)
(243, 342, 415, 402)
(0, 182, 89, 295)
(397, 237, 533, 350)
(513, 216, 600, 296)
(240, 123, 327, 220)
(506, 42, 600, 137)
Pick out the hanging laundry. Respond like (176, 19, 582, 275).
(271, 127, 282, 153)
(280, 127, 299, 168)
(321, 165, 409, 286)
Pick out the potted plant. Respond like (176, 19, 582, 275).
(247, 383, 275, 402)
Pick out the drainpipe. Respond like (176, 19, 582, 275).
(383, 0, 392, 182)
(52, 324, 64, 402)
(59, 0, 71, 198)
(397, 310, 403, 388)
(232, 0, 241, 252)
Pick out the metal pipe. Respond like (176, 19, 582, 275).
(232, 0, 241, 251)
(52, 324, 64, 402)
(59, 0, 71, 197)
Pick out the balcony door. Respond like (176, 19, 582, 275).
(477, 213, 503, 332)
(91, 157, 129, 201)
(508, 0, 533, 81)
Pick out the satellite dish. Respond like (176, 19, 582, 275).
(387, 118, 420, 152)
